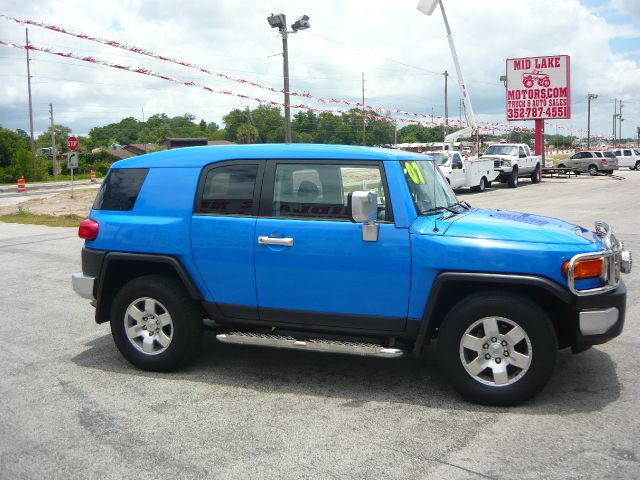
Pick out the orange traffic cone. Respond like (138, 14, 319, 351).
(90, 170, 97, 183)
(17, 176, 26, 193)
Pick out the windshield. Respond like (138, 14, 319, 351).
(425, 152, 451, 165)
(400, 160, 459, 215)
(484, 145, 518, 156)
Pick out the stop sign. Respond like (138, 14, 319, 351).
(67, 136, 79, 151)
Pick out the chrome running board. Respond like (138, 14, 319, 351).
(216, 332, 404, 358)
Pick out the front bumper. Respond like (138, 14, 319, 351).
(495, 166, 514, 174)
(72, 272, 95, 300)
(574, 280, 626, 348)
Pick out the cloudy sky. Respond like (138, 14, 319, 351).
(0, 0, 638, 140)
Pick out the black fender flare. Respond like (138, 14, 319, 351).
(95, 252, 203, 323)
(412, 272, 572, 355)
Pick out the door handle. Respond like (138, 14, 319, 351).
(258, 236, 294, 247)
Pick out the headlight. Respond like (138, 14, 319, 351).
(502, 160, 511, 167)
(619, 242, 632, 274)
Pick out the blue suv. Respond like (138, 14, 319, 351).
(72, 144, 632, 405)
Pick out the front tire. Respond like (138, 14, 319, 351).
(507, 169, 519, 188)
(110, 275, 203, 371)
(437, 292, 557, 406)
(634, 161, 640, 170)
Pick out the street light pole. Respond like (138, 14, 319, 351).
(268, 13, 310, 144)
(587, 93, 597, 149)
(281, 27, 291, 143)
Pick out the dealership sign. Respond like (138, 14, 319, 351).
(505, 55, 570, 121)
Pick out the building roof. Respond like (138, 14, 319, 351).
(125, 144, 158, 154)
(109, 149, 137, 160)
(112, 143, 431, 169)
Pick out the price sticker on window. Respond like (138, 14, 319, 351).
(405, 161, 425, 185)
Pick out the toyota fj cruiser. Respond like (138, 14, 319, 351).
(72, 144, 632, 405)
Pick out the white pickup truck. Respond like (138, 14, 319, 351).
(480, 143, 542, 188)
(613, 148, 640, 170)
(431, 150, 498, 192)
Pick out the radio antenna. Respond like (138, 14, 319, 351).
(432, 159, 439, 232)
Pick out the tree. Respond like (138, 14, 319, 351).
(316, 112, 348, 144)
(36, 124, 72, 153)
(89, 117, 140, 146)
(236, 124, 259, 144)
(0, 125, 47, 182)
(292, 111, 317, 140)
(222, 108, 250, 142)
(250, 105, 284, 143)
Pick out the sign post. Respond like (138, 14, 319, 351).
(66, 136, 79, 199)
(505, 55, 571, 158)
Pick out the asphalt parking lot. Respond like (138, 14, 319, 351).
(1, 171, 639, 479)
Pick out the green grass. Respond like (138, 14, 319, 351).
(0, 208, 83, 228)
(0, 173, 102, 186)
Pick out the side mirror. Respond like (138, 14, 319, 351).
(347, 191, 379, 242)
(348, 191, 377, 223)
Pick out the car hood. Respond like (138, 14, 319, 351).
(411, 208, 594, 245)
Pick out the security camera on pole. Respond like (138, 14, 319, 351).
(267, 13, 310, 143)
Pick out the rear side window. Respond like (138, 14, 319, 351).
(594, 152, 603, 158)
(93, 168, 148, 211)
(198, 164, 259, 215)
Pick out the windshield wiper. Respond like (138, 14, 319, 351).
(451, 201, 472, 211)
(423, 205, 459, 215)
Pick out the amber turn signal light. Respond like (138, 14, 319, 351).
(561, 258, 603, 279)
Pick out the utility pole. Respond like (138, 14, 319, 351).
(586, 93, 597, 149)
(618, 100, 624, 145)
(25, 28, 36, 169)
(612, 99, 617, 148)
(361, 72, 366, 146)
(393, 120, 398, 148)
(49, 103, 57, 179)
(443, 70, 449, 139)
(142, 107, 147, 152)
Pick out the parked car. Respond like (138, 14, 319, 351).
(612, 148, 640, 170)
(557, 151, 618, 175)
(72, 144, 631, 406)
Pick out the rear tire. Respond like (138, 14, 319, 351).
(530, 165, 541, 183)
(437, 292, 557, 406)
(470, 177, 486, 193)
(507, 169, 519, 188)
(110, 275, 203, 371)
(588, 164, 598, 176)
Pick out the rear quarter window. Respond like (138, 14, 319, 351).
(93, 168, 149, 211)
